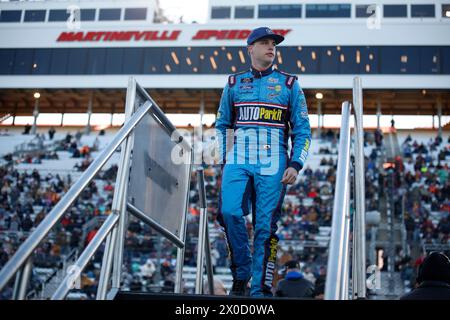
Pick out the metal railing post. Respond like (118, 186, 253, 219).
(175, 151, 193, 293)
(325, 102, 352, 300)
(96, 226, 118, 300)
(204, 226, 215, 295)
(195, 168, 214, 294)
(111, 77, 137, 291)
(17, 258, 33, 300)
(352, 76, 367, 299)
(340, 179, 351, 300)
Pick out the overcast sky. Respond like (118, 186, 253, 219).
(159, 0, 209, 23)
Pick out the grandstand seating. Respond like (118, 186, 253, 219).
(0, 126, 448, 299)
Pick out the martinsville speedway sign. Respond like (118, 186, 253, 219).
(56, 29, 292, 42)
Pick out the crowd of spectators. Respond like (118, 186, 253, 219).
(0, 126, 448, 299)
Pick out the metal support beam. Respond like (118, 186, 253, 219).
(85, 91, 93, 135)
(31, 98, 39, 135)
(195, 169, 211, 295)
(96, 225, 118, 300)
(204, 225, 215, 295)
(340, 182, 351, 300)
(16, 258, 33, 300)
(376, 100, 381, 130)
(175, 151, 193, 294)
(325, 102, 352, 300)
(437, 97, 442, 138)
(52, 213, 120, 300)
(317, 101, 322, 138)
(110, 82, 136, 292)
(200, 91, 205, 127)
(127, 203, 185, 249)
(352, 77, 367, 299)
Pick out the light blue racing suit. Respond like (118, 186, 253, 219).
(215, 65, 311, 296)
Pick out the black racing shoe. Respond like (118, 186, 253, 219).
(229, 279, 248, 296)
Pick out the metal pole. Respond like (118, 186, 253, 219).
(12, 267, 23, 299)
(17, 258, 33, 300)
(204, 226, 215, 295)
(376, 100, 381, 130)
(437, 97, 442, 139)
(52, 213, 119, 300)
(127, 203, 185, 249)
(352, 76, 367, 299)
(200, 91, 205, 127)
(195, 207, 207, 294)
(0, 101, 153, 291)
(195, 169, 208, 294)
(317, 101, 322, 139)
(175, 152, 193, 293)
(340, 181, 351, 300)
(96, 226, 118, 300)
(31, 98, 39, 135)
(325, 102, 352, 300)
(198, 169, 214, 295)
(111, 79, 136, 290)
(85, 91, 93, 135)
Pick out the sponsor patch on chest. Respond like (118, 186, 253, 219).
(234, 102, 287, 128)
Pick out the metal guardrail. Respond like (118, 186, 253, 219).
(325, 77, 366, 300)
(195, 168, 214, 295)
(0, 99, 153, 297)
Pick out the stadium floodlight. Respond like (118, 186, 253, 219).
(33, 92, 40, 99)
(316, 92, 324, 99)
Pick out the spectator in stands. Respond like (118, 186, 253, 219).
(275, 260, 315, 298)
(314, 266, 326, 299)
(23, 124, 31, 135)
(65, 132, 72, 144)
(400, 252, 450, 300)
(21, 214, 33, 232)
(140, 259, 156, 283)
(374, 129, 383, 147)
(75, 131, 82, 143)
(160, 259, 174, 280)
(48, 127, 56, 140)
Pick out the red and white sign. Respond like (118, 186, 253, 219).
(56, 29, 291, 42)
(57, 30, 181, 42)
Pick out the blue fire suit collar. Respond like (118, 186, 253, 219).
(250, 65, 275, 78)
(285, 271, 304, 280)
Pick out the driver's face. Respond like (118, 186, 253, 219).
(248, 38, 276, 66)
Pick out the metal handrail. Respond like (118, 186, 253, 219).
(325, 102, 352, 300)
(52, 213, 120, 300)
(0, 101, 153, 292)
(352, 77, 367, 299)
(325, 76, 366, 300)
(195, 168, 214, 295)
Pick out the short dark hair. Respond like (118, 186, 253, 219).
(284, 260, 300, 270)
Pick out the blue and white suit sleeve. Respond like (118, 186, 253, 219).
(215, 83, 233, 164)
(288, 80, 311, 172)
